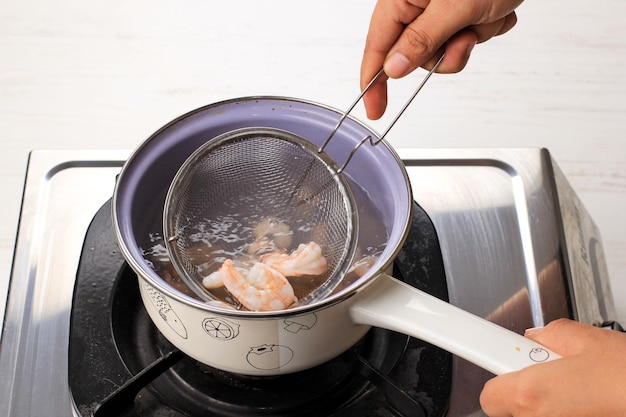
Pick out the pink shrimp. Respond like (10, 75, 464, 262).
(219, 260, 297, 312)
(261, 241, 328, 277)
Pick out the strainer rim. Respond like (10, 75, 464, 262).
(163, 126, 360, 308)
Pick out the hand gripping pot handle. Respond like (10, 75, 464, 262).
(349, 274, 561, 375)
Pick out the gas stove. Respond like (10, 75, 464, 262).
(0, 148, 617, 417)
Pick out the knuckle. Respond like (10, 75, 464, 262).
(545, 317, 572, 331)
(401, 25, 437, 56)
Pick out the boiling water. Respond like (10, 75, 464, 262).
(140, 178, 389, 309)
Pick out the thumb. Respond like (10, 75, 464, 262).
(383, 2, 475, 78)
(524, 318, 598, 357)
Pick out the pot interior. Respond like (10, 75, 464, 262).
(113, 96, 412, 312)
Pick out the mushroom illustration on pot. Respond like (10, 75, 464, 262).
(283, 313, 317, 333)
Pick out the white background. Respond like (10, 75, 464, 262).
(1, 0, 625, 323)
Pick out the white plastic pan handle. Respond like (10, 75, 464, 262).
(350, 274, 561, 375)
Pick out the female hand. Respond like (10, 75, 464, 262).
(361, 0, 523, 119)
(479, 318, 626, 417)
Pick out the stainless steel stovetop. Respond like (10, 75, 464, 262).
(0, 148, 616, 417)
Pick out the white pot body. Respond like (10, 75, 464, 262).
(137, 270, 561, 376)
(137, 275, 369, 375)
(113, 96, 415, 375)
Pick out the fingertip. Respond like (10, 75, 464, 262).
(525, 318, 594, 356)
(363, 81, 388, 120)
(384, 52, 411, 79)
(364, 100, 385, 120)
(497, 12, 518, 36)
(439, 30, 478, 73)
(524, 327, 543, 337)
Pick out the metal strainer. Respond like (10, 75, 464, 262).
(163, 127, 358, 306)
(164, 55, 443, 309)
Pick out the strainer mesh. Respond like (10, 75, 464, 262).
(164, 129, 355, 305)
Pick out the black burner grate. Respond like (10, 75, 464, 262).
(69, 199, 452, 417)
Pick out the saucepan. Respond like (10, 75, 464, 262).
(113, 96, 559, 376)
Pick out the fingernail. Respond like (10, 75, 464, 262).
(524, 327, 543, 337)
(384, 52, 411, 78)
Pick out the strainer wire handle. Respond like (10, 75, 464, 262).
(320, 53, 445, 173)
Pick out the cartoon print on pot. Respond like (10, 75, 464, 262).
(246, 344, 294, 370)
(202, 317, 240, 340)
(144, 283, 188, 339)
(283, 313, 317, 333)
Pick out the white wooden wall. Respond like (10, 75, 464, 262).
(1, 0, 625, 323)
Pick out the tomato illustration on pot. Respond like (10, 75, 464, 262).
(246, 344, 294, 370)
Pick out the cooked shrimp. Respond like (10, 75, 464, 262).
(252, 217, 293, 250)
(220, 260, 297, 311)
(261, 241, 328, 277)
(202, 269, 225, 289)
